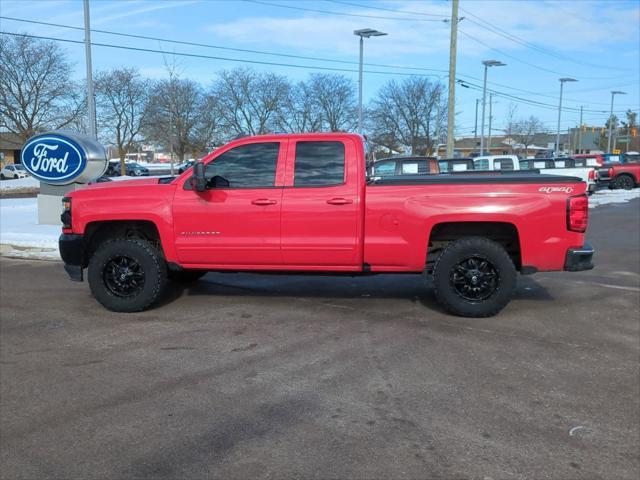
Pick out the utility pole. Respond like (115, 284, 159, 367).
(577, 105, 583, 154)
(487, 93, 493, 154)
(83, 0, 96, 139)
(445, 0, 459, 158)
(474, 98, 479, 139)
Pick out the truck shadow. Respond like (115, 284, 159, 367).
(158, 272, 555, 310)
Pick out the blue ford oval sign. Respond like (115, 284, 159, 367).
(21, 134, 87, 184)
(20, 131, 107, 185)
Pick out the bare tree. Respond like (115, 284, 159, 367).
(368, 77, 445, 154)
(0, 35, 83, 141)
(276, 81, 322, 133)
(95, 68, 149, 175)
(144, 77, 215, 162)
(510, 115, 544, 157)
(308, 74, 356, 132)
(211, 68, 289, 137)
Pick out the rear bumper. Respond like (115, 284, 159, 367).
(564, 243, 595, 272)
(59, 234, 86, 281)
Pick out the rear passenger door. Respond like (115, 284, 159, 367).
(280, 138, 362, 268)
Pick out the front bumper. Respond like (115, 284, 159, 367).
(564, 243, 595, 271)
(59, 234, 86, 281)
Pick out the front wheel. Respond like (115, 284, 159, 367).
(88, 238, 168, 312)
(432, 237, 517, 317)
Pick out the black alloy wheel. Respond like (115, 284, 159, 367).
(450, 256, 499, 302)
(617, 175, 635, 190)
(103, 255, 145, 298)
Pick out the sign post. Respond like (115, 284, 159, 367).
(20, 131, 107, 225)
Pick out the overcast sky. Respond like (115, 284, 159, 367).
(1, 0, 639, 137)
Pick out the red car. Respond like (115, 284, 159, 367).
(59, 133, 593, 317)
(598, 162, 640, 190)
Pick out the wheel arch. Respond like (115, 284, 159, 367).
(84, 220, 164, 266)
(426, 221, 522, 273)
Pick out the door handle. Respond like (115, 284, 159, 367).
(251, 198, 277, 206)
(326, 197, 353, 205)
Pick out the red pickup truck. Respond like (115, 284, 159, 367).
(597, 162, 640, 190)
(59, 133, 594, 317)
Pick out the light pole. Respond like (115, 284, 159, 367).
(480, 60, 505, 154)
(354, 28, 387, 134)
(556, 77, 577, 156)
(83, 0, 96, 139)
(607, 90, 626, 153)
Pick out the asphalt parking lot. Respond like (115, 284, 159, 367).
(1, 199, 639, 479)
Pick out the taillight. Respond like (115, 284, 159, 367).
(567, 194, 588, 232)
(588, 169, 595, 180)
(608, 167, 614, 178)
(61, 197, 72, 229)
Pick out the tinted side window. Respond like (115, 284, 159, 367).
(496, 159, 514, 170)
(374, 161, 396, 176)
(475, 159, 489, 170)
(294, 141, 345, 187)
(438, 161, 450, 172)
(205, 142, 279, 188)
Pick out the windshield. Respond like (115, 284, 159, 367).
(14, 165, 24, 170)
(128, 162, 141, 167)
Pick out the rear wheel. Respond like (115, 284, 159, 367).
(615, 174, 635, 190)
(432, 237, 517, 317)
(88, 238, 168, 312)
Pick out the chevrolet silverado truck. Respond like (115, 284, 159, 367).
(597, 161, 640, 190)
(59, 133, 594, 317)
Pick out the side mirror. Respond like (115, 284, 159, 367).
(190, 161, 206, 192)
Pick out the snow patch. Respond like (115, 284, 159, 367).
(589, 188, 640, 207)
(0, 198, 60, 260)
(0, 176, 39, 191)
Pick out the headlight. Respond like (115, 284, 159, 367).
(61, 197, 72, 228)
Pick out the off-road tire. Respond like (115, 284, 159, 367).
(168, 269, 207, 283)
(432, 237, 517, 318)
(88, 238, 168, 312)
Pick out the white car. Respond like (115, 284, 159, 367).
(0, 164, 28, 180)
(473, 155, 521, 171)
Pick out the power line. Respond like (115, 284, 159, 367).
(1, 30, 635, 116)
(244, 0, 446, 22)
(325, 0, 447, 19)
(0, 31, 443, 77)
(2, 16, 634, 109)
(0, 16, 449, 75)
(458, 7, 633, 72)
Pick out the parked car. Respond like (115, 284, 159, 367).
(59, 132, 594, 318)
(177, 160, 195, 174)
(105, 160, 149, 177)
(572, 154, 604, 166)
(438, 158, 475, 172)
(472, 155, 521, 171)
(0, 164, 28, 180)
(371, 156, 439, 177)
(520, 158, 598, 194)
(598, 162, 640, 190)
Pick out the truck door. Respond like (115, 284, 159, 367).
(172, 140, 286, 266)
(280, 138, 362, 268)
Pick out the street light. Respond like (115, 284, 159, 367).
(556, 77, 577, 156)
(607, 90, 626, 152)
(354, 28, 387, 133)
(480, 60, 506, 154)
